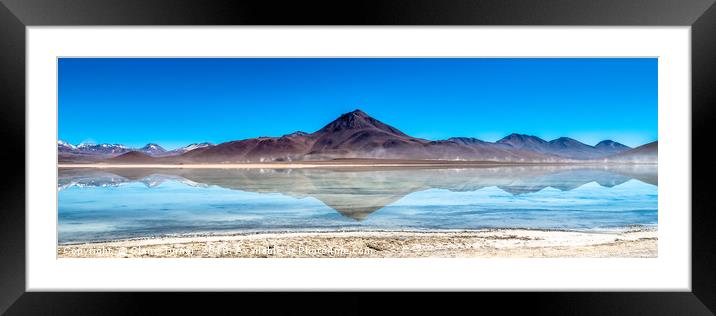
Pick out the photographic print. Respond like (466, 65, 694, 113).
(57, 58, 658, 258)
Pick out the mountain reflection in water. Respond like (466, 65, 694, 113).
(58, 165, 658, 244)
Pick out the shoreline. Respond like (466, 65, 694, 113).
(58, 227, 657, 258)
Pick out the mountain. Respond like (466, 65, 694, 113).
(496, 134, 631, 159)
(135, 142, 215, 157)
(316, 110, 407, 136)
(176, 109, 415, 163)
(75, 143, 131, 155)
(305, 109, 429, 160)
(106, 151, 156, 164)
(181, 132, 316, 163)
(547, 137, 618, 159)
(605, 141, 657, 163)
(165, 142, 214, 156)
(57, 140, 76, 152)
(138, 143, 167, 156)
(57, 141, 215, 162)
(59, 109, 650, 164)
(595, 140, 632, 154)
(108, 146, 241, 163)
(58, 142, 133, 162)
(497, 133, 550, 152)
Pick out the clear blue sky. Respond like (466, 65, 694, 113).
(59, 58, 657, 149)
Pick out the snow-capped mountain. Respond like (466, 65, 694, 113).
(183, 142, 213, 151)
(138, 143, 167, 156)
(57, 140, 76, 152)
(166, 142, 214, 155)
(58, 140, 215, 162)
(75, 142, 132, 155)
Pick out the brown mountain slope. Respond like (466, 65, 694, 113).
(106, 151, 157, 164)
(181, 133, 316, 163)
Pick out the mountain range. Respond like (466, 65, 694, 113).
(58, 141, 214, 162)
(58, 109, 657, 164)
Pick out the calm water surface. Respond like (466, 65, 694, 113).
(57, 165, 658, 244)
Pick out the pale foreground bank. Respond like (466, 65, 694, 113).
(58, 227, 657, 258)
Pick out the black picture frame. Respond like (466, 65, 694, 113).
(1, 0, 714, 314)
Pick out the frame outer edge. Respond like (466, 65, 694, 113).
(691, 0, 716, 313)
(0, 0, 715, 25)
(0, 2, 26, 315)
(0, 0, 714, 314)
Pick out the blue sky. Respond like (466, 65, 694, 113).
(59, 58, 657, 149)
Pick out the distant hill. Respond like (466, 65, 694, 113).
(106, 151, 156, 164)
(604, 141, 658, 163)
(58, 109, 650, 164)
(595, 140, 632, 155)
(496, 134, 632, 160)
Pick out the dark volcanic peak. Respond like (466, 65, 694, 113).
(303, 109, 430, 160)
(316, 109, 408, 137)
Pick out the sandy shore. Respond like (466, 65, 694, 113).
(58, 228, 657, 258)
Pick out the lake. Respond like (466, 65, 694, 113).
(57, 165, 658, 244)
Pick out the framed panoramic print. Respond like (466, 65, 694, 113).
(1, 0, 715, 314)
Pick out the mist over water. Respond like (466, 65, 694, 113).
(57, 165, 657, 244)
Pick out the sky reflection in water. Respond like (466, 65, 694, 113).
(58, 166, 658, 244)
